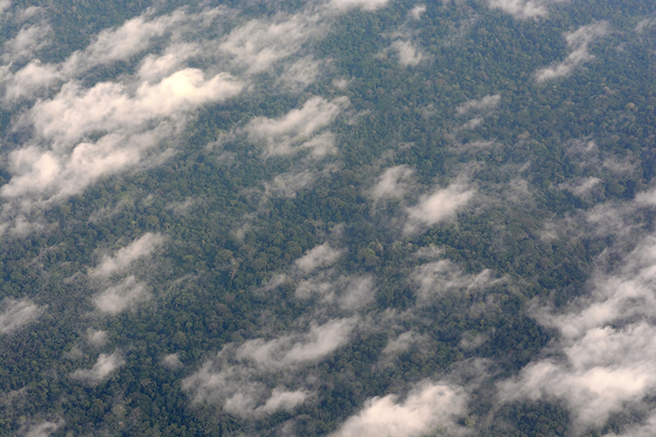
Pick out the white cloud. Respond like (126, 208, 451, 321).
(328, 0, 391, 11)
(30, 69, 243, 145)
(5, 61, 60, 102)
(2, 23, 52, 62)
(1, 68, 243, 211)
(70, 351, 125, 385)
(87, 329, 108, 347)
(332, 381, 467, 437)
(371, 165, 414, 201)
(220, 14, 322, 74)
(0, 298, 45, 334)
(405, 183, 475, 233)
(69, 10, 186, 70)
(94, 276, 150, 314)
(609, 410, 656, 436)
(137, 43, 200, 82)
(278, 56, 322, 91)
(535, 22, 609, 83)
(22, 420, 63, 437)
(92, 233, 166, 277)
(498, 234, 656, 430)
(247, 96, 348, 157)
(339, 276, 376, 309)
(409, 5, 426, 20)
(264, 169, 318, 198)
(559, 177, 602, 196)
(487, 0, 560, 19)
(185, 361, 308, 418)
(411, 260, 493, 302)
(636, 18, 655, 34)
(295, 276, 334, 300)
(382, 331, 423, 355)
(295, 243, 343, 273)
(253, 389, 308, 415)
(390, 40, 424, 67)
(456, 94, 501, 116)
(1, 7, 228, 101)
(237, 318, 357, 367)
(165, 197, 197, 215)
(0, 1, 10, 17)
(183, 319, 356, 415)
(161, 353, 183, 370)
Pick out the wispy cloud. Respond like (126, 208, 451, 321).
(1, 68, 243, 214)
(264, 169, 320, 198)
(0, 297, 46, 334)
(0, 7, 250, 232)
(161, 353, 183, 370)
(92, 233, 166, 277)
(381, 331, 425, 356)
(237, 318, 357, 368)
(390, 40, 424, 67)
(246, 96, 348, 157)
(327, 0, 391, 12)
(636, 18, 656, 34)
(498, 233, 656, 430)
(411, 260, 493, 302)
(86, 329, 108, 347)
(93, 276, 150, 314)
(70, 351, 125, 385)
(559, 177, 602, 197)
(487, 0, 561, 20)
(20, 420, 63, 437)
(220, 14, 323, 74)
(456, 94, 501, 116)
(535, 22, 609, 83)
(0, 1, 10, 18)
(251, 388, 308, 415)
(295, 243, 343, 273)
(183, 318, 357, 416)
(332, 381, 467, 437)
(409, 5, 426, 20)
(74, 11, 185, 69)
(404, 183, 475, 234)
(609, 410, 656, 436)
(371, 165, 414, 202)
(2, 23, 51, 62)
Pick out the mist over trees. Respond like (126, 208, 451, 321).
(0, 0, 655, 435)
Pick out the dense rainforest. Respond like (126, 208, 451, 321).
(0, 0, 655, 435)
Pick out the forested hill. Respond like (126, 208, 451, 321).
(0, 0, 655, 435)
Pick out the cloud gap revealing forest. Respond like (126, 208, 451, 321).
(0, 0, 655, 435)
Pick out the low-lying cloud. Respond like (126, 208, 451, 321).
(390, 40, 424, 67)
(487, 0, 561, 19)
(371, 165, 414, 202)
(220, 14, 323, 74)
(405, 183, 475, 234)
(295, 243, 343, 273)
(498, 233, 656, 431)
(237, 317, 357, 368)
(332, 381, 468, 437)
(411, 260, 493, 303)
(535, 22, 609, 83)
(0, 297, 46, 334)
(20, 420, 63, 437)
(92, 233, 166, 277)
(328, 0, 391, 12)
(246, 96, 348, 157)
(456, 94, 501, 116)
(70, 351, 125, 385)
(93, 276, 150, 314)
(183, 318, 357, 417)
